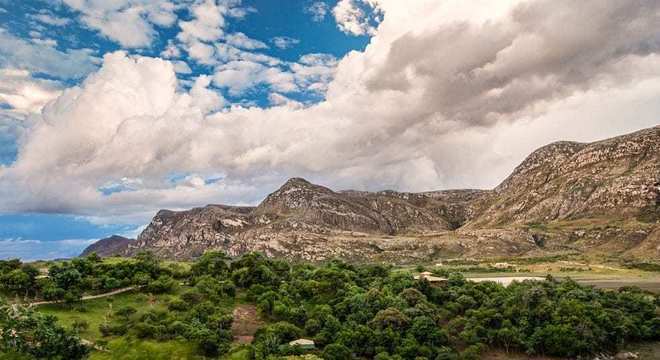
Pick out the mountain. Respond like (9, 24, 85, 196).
(80, 235, 133, 257)
(468, 126, 659, 226)
(86, 125, 660, 262)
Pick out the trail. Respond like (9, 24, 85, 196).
(231, 304, 263, 344)
(27, 286, 139, 307)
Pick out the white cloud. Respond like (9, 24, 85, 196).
(271, 36, 300, 50)
(0, 30, 98, 79)
(333, 0, 382, 36)
(172, 60, 192, 74)
(31, 37, 58, 47)
(306, 1, 329, 22)
(268, 92, 303, 108)
(190, 74, 225, 112)
(0, 69, 62, 115)
(2, 0, 660, 226)
(214, 43, 280, 66)
(62, 0, 178, 48)
(177, 0, 226, 44)
(225, 32, 268, 50)
(187, 40, 217, 65)
(213, 60, 297, 95)
(176, 0, 257, 64)
(210, 52, 337, 96)
(30, 13, 72, 27)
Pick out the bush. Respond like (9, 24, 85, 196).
(99, 322, 128, 336)
(322, 344, 352, 360)
(168, 297, 188, 311)
(147, 275, 177, 294)
(71, 319, 89, 333)
(114, 305, 137, 318)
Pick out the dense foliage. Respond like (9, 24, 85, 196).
(0, 253, 180, 305)
(0, 301, 88, 359)
(1, 252, 659, 359)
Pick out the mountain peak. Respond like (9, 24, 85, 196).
(282, 177, 312, 186)
(257, 177, 334, 213)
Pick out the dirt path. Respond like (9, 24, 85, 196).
(231, 304, 263, 344)
(27, 286, 139, 307)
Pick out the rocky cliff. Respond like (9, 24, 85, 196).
(84, 125, 660, 262)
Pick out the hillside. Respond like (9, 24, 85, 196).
(82, 126, 660, 262)
(80, 235, 133, 257)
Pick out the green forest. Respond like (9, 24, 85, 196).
(1, 252, 659, 359)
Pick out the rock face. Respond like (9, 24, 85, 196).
(468, 126, 660, 227)
(100, 125, 659, 262)
(80, 235, 133, 257)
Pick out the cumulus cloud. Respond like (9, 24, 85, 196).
(0, 69, 62, 115)
(62, 0, 178, 48)
(0, 30, 98, 80)
(363, 0, 660, 128)
(211, 52, 337, 96)
(176, 0, 258, 64)
(333, 0, 382, 36)
(213, 60, 297, 95)
(224, 32, 268, 50)
(2, 0, 660, 225)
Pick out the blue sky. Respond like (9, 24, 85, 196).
(0, 0, 375, 259)
(1, 0, 659, 260)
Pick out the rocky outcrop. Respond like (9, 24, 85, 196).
(467, 126, 660, 227)
(125, 177, 488, 260)
(105, 125, 658, 262)
(80, 235, 133, 257)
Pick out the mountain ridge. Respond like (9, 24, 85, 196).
(82, 125, 660, 262)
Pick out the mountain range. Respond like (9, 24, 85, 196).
(82, 125, 660, 263)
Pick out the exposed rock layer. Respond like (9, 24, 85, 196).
(82, 126, 660, 262)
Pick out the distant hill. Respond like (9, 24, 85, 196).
(83, 125, 659, 262)
(80, 235, 133, 257)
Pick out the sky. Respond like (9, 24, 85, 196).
(0, 0, 659, 260)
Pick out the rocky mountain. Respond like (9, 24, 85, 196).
(80, 235, 133, 257)
(84, 125, 660, 262)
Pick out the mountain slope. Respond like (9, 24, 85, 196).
(85, 125, 660, 262)
(80, 235, 133, 257)
(468, 126, 659, 227)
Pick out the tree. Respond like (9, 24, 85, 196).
(147, 275, 177, 294)
(0, 269, 31, 297)
(371, 308, 410, 331)
(0, 302, 89, 359)
(322, 343, 352, 360)
(191, 251, 230, 278)
(50, 266, 82, 290)
(410, 316, 448, 346)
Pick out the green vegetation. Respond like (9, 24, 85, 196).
(623, 261, 660, 273)
(1, 252, 659, 359)
(0, 252, 182, 306)
(0, 302, 88, 359)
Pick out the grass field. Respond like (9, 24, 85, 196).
(38, 290, 173, 340)
(90, 338, 201, 360)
